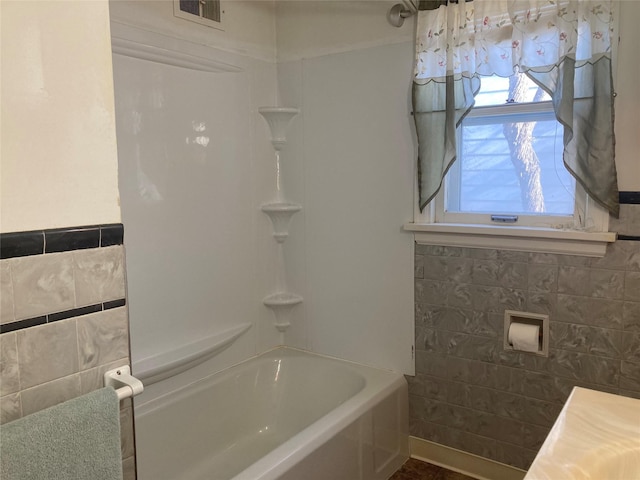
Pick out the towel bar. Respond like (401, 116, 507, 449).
(104, 366, 144, 400)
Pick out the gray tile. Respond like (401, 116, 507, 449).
(556, 295, 623, 329)
(446, 283, 472, 309)
(446, 427, 497, 460)
(415, 303, 446, 329)
(527, 264, 558, 293)
(415, 327, 448, 354)
(519, 370, 576, 404)
(446, 381, 470, 408)
(587, 327, 622, 359)
(526, 292, 557, 316)
(522, 397, 563, 428)
(498, 262, 528, 289)
(523, 423, 551, 451)
(20, 374, 82, 416)
(542, 349, 620, 387)
(622, 333, 640, 363)
(589, 269, 624, 299)
(590, 240, 638, 271)
(557, 266, 590, 295)
(623, 301, 640, 332)
(498, 251, 530, 263)
(624, 272, 640, 302)
(0, 392, 22, 424)
(491, 389, 525, 420)
(471, 285, 526, 313)
(1, 261, 14, 324)
(620, 361, 640, 391)
(550, 322, 588, 354)
(73, 246, 126, 306)
(77, 308, 129, 370)
(472, 260, 500, 286)
(17, 320, 79, 389)
(421, 375, 450, 402)
(528, 253, 559, 265)
(78, 357, 130, 395)
(414, 255, 424, 279)
(456, 310, 499, 338)
(464, 248, 498, 260)
(415, 350, 448, 379)
(10, 253, 75, 321)
(491, 415, 524, 446)
(495, 441, 537, 470)
(0, 332, 20, 396)
(447, 333, 497, 363)
(415, 279, 447, 306)
(423, 255, 448, 280)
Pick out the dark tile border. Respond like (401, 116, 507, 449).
(0, 298, 126, 334)
(1, 223, 124, 259)
(618, 235, 640, 241)
(620, 191, 640, 205)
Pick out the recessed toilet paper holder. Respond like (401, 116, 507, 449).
(503, 310, 549, 357)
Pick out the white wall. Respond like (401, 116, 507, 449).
(276, 1, 416, 373)
(1, 1, 121, 232)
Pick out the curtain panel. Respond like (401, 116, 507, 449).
(413, 0, 619, 217)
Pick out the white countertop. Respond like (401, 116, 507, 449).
(525, 387, 640, 480)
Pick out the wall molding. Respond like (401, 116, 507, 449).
(0, 224, 123, 259)
(409, 437, 526, 480)
(0, 299, 127, 334)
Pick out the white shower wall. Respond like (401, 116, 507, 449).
(111, 1, 415, 398)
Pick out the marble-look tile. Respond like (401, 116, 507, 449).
(447, 333, 497, 363)
(589, 269, 625, 299)
(20, 373, 82, 416)
(10, 252, 76, 320)
(550, 322, 589, 354)
(472, 259, 500, 286)
(447, 426, 498, 460)
(495, 441, 538, 470)
(0, 261, 14, 324)
(0, 392, 22, 424)
(415, 279, 448, 306)
(621, 333, 640, 363)
(0, 332, 20, 396)
(497, 262, 528, 289)
(471, 285, 526, 313)
(78, 357, 130, 394)
(624, 272, 640, 302)
(528, 252, 559, 265)
(620, 360, 640, 392)
(557, 266, 590, 295)
(414, 255, 424, 279)
(590, 240, 640, 271)
(423, 255, 448, 280)
(521, 397, 563, 428)
(623, 301, 640, 331)
(528, 264, 558, 293)
(77, 308, 129, 370)
(523, 423, 551, 451)
(556, 295, 623, 329)
(526, 292, 557, 315)
(415, 350, 448, 379)
(446, 283, 472, 309)
(530, 349, 620, 387)
(17, 319, 79, 389)
(73, 246, 126, 306)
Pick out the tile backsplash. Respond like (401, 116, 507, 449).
(410, 202, 640, 470)
(0, 224, 134, 479)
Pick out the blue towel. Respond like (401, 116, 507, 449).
(0, 387, 123, 480)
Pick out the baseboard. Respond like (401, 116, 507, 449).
(409, 436, 526, 480)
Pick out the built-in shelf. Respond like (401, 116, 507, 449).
(259, 106, 302, 334)
(263, 292, 303, 332)
(133, 322, 252, 385)
(261, 202, 302, 243)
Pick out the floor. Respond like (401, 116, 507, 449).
(390, 458, 477, 480)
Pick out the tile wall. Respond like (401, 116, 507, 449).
(0, 225, 135, 479)
(410, 202, 640, 470)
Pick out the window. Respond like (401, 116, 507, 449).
(409, 73, 614, 256)
(174, 0, 223, 30)
(430, 73, 607, 231)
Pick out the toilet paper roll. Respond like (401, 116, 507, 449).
(508, 322, 540, 353)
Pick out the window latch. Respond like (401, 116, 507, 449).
(491, 215, 518, 223)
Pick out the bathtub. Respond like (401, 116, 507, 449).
(134, 347, 409, 480)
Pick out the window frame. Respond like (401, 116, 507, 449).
(405, 89, 615, 257)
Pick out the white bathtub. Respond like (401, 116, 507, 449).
(134, 347, 409, 480)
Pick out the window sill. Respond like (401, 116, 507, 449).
(403, 223, 617, 257)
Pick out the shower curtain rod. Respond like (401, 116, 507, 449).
(388, 0, 418, 27)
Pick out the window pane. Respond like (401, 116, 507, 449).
(449, 115, 575, 216)
(179, 0, 200, 16)
(202, 0, 221, 22)
(474, 75, 551, 107)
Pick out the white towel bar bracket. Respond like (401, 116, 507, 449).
(104, 366, 144, 401)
